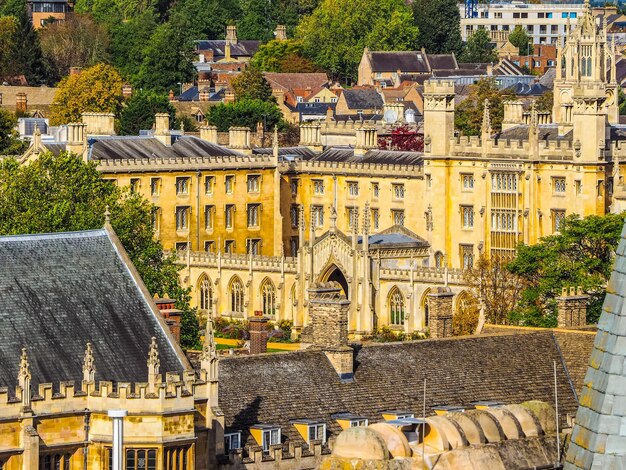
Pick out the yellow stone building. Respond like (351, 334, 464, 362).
(20, 1, 623, 336)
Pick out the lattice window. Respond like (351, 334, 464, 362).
(199, 276, 213, 312)
(462, 206, 474, 228)
(175, 206, 189, 230)
(389, 287, 405, 326)
(392, 183, 405, 199)
(176, 177, 189, 195)
(229, 277, 245, 314)
(247, 175, 260, 193)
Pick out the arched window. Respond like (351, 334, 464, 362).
(260, 278, 276, 318)
(229, 277, 245, 315)
(198, 275, 213, 313)
(434, 252, 444, 269)
(421, 288, 431, 328)
(388, 287, 405, 326)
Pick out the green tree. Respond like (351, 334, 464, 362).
(238, 0, 273, 40)
(535, 91, 553, 112)
(296, 0, 419, 82)
(205, 99, 282, 132)
(49, 63, 124, 125)
(108, 10, 158, 82)
(0, 16, 17, 78)
(412, 0, 462, 55)
(508, 213, 625, 326)
(459, 29, 497, 63)
(40, 14, 110, 83)
(508, 25, 533, 55)
(119, 90, 175, 135)
(0, 109, 27, 155)
(230, 68, 275, 102)
(0, 152, 201, 349)
(135, 22, 196, 93)
(455, 78, 514, 136)
(251, 39, 317, 72)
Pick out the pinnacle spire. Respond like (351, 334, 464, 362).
(18, 347, 31, 385)
(147, 337, 160, 393)
(104, 205, 111, 226)
(481, 99, 492, 138)
(83, 342, 96, 382)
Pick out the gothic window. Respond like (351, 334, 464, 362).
(461, 244, 474, 270)
(247, 239, 261, 255)
(125, 449, 157, 470)
(150, 177, 160, 196)
(553, 177, 566, 193)
(199, 275, 213, 312)
(176, 177, 189, 195)
(225, 204, 234, 229)
(205, 176, 214, 195)
(313, 179, 324, 195)
(392, 183, 405, 199)
(434, 251, 444, 269)
(260, 278, 276, 318)
(225, 175, 234, 194)
(462, 174, 474, 190)
(247, 175, 260, 193)
(151, 207, 160, 232)
(371, 208, 380, 230)
(175, 206, 189, 230)
(229, 277, 245, 314)
(552, 209, 566, 233)
(312, 206, 324, 227)
(205, 205, 214, 230)
(247, 204, 260, 227)
(290, 205, 299, 227)
(392, 210, 405, 226)
(388, 287, 405, 326)
(462, 206, 474, 228)
(347, 181, 359, 197)
(371, 182, 380, 198)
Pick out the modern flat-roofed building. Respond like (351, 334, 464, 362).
(28, 0, 69, 28)
(460, 2, 585, 45)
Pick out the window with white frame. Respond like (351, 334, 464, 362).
(205, 205, 214, 230)
(151, 178, 160, 196)
(491, 173, 518, 193)
(491, 209, 516, 232)
(225, 175, 234, 194)
(348, 181, 359, 197)
(225, 204, 234, 229)
(392, 183, 405, 199)
(176, 177, 190, 195)
(262, 428, 281, 452)
(553, 177, 566, 193)
(175, 206, 189, 230)
(307, 424, 326, 444)
(313, 179, 324, 195)
(350, 419, 368, 427)
(312, 206, 324, 227)
(247, 175, 260, 193)
(462, 206, 474, 228)
(224, 433, 241, 453)
(247, 204, 260, 227)
(392, 209, 405, 226)
(462, 174, 474, 190)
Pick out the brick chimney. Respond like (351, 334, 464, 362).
(308, 282, 353, 381)
(557, 286, 589, 328)
(168, 90, 175, 101)
(249, 313, 269, 354)
(16, 92, 27, 114)
(427, 287, 454, 338)
(154, 298, 182, 343)
(199, 87, 210, 102)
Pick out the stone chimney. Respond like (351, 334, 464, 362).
(299, 122, 323, 151)
(249, 314, 269, 354)
(154, 113, 171, 146)
(557, 286, 589, 328)
(69, 66, 82, 76)
(225, 25, 238, 45)
(16, 92, 27, 114)
(155, 298, 182, 343)
(229, 126, 251, 153)
(354, 125, 377, 157)
(122, 84, 133, 99)
(200, 125, 218, 144)
(326, 105, 334, 122)
(168, 90, 175, 101)
(224, 90, 236, 103)
(423, 80, 455, 155)
(275, 24, 287, 40)
(82, 113, 115, 136)
(66, 123, 87, 157)
(308, 282, 353, 381)
(199, 87, 210, 102)
(502, 100, 524, 131)
(427, 287, 454, 338)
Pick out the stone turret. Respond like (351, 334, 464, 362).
(229, 126, 251, 154)
(308, 283, 353, 381)
(83, 342, 96, 383)
(225, 25, 238, 45)
(17, 348, 31, 409)
(423, 80, 455, 155)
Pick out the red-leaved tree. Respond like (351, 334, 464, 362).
(378, 124, 424, 151)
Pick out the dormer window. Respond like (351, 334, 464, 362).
(382, 410, 415, 421)
(350, 419, 368, 427)
(292, 420, 327, 445)
(297, 96, 303, 103)
(224, 432, 241, 453)
(250, 425, 281, 453)
(332, 413, 368, 429)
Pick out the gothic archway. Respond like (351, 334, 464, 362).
(319, 264, 349, 298)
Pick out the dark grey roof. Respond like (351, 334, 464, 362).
(253, 147, 317, 159)
(295, 102, 336, 115)
(495, 124, 573, 142)
(358, 230, 429, 248)
(342, 89, 384, 110)
(0, 229, 185, 390)
(217, 331, 579, 447)
(368, 51, 430, 73)
(505, 83, 550, 96)
(20, 118, 48, 136)
(427, 54, 458, 71)
(44, 142, 67, 157)
(89, 135, 242, 160)
(194, 40, 260, 59)
(178, 86, 199, 101)
(311, 148, 423, 165)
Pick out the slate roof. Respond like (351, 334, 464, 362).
(311, 148, 423, 165)
(494, 124, 573, 142)
(217, 331, 579, 447)
(253, 146, 317, 159)
(0, 229, 186, 390)
(88, 135, 242, 160)
(341, 89, 384, 109)
(506, 83, 550, 96)
(358, 225, 429, 248)
(264, 73, 329, 92)
(565, 221, 626, 468)
(368, 51, 430, 73)
(427, 54, 458, 71)
(194, 40, 260, 59)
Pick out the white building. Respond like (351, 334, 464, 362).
(460, 2, 585, 45)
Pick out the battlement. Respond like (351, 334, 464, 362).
(424, 80, 455, 95)
(296, 158, 423, 177)
(0, 373, 207, 419)
(182, 250, 298, 273)
(95, 155, 277, 172)
(449, 133, 574, 161)
(379, 266, 465, 284)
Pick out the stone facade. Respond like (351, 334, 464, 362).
(557, 286, 589, 328)
(427, 287, 455, 339)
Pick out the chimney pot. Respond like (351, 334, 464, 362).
(249, 316, 269, 354)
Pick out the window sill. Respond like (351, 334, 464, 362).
(176, 230, 190, 234)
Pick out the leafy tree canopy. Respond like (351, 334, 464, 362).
(0, 152, 201, 349)
(459, 28, 497, 63)
(205, 99, 282, 132)
(455, 78, 514, 136)
(119, 90, 175, 135)
(251, 39, 317, 72)
(40, 14, 110, 83)
(412, 0, 462, 55)
(535, 90, 553, 112)
(296, 0, 419, 82)
(377, 124, 424, 151)
(508, 213, 625, 326)
(50, 63, 124, 125)
(508, 25, 533, 55)
(230, 68, 275, 102)
(0, 109, 27, 155)
(0, 16, 18, 78)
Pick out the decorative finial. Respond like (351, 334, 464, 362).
(83, 342, 96, 383)
(147, 337, 160, 392)
(272, 126, 279, 160)
(180, 120, 185, 133)
(481, 99, 492, 138)
(33, 124, 41, 137)
(18, 347, 31, 384)
(329, 205, 337, 231)
(104, 205, 111, 225)
(200, 316, 219, 382)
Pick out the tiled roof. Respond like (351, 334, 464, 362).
(427, 53, 458, 71)
(494, 124, 573, 142)
(264, 73, 329, 92)
(194, 40, 260, 58)
(342, 89, 384, 109)
(0, 229, 186, 390)
(217, 331, 579, 447)
(311, 148, 423, 165)
(368, 51, 430, 73)
(565, 221, 626, 468)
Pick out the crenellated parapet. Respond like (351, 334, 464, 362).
(296, 158, 424, 177)
(182, 250, 298, 273)
(448, 133, 574, 161)
(95, 155, 277, 173)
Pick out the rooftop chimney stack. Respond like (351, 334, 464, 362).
(249, 314, 269, 354)
(225, 25, 238, 45)
(229, 126, 251, 153)
(82, 113, 115, 137)
(200, 125, 218, 144)
(154, 113, 171, 146)
(557, 286, 589, 328)
(354, 125, 377, 157)
(275, 24, 287, 40)
(16, 92, 27, 114)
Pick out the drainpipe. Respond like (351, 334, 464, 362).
(108, 410, 127, 470)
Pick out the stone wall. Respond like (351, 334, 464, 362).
(557, 286, 589, 328)
(427, 287, 454, 338)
